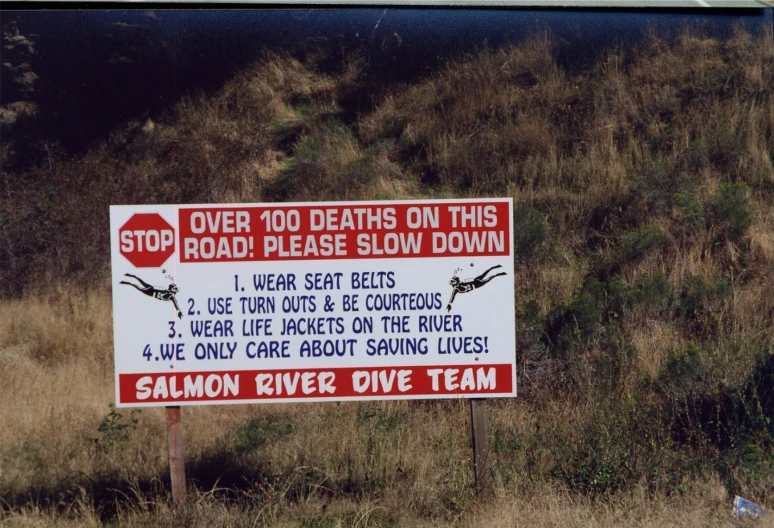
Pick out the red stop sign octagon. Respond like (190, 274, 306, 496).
(119, 213, 176, 268)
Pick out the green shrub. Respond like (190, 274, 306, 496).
(622, 225, 664, 263)
(709, 126, 744, 175)
(554, 395, 680, 495)
(634, 159, 675, 214)
(674, 190, 705, 234)
(678, 140, 710, 173)
(656, 343, 704, 401)
(709, 183, 753, 241)
(91, 403, 141, 453)
(567, 277, 605, 339)
(235, 414, 294, 454)
(660, 349, 774, 492)
(513, 203, 549, 265)
(542, 276, 633, 360)
(631, 274, 674, 314)
(677, 275, 730, 338)
(634, 159, 697, 215)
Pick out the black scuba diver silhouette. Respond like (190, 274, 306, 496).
(120, 273, 183, 319)
(446, 265, 507, 312)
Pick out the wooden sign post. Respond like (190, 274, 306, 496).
(165, 406, 186, 508)
(470, 398, 493, 500)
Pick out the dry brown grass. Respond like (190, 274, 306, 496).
(1, 291, 763, 527)
(2, 487, 759, 528)
(0, 291, 471, 523)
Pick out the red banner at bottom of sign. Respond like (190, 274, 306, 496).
(118, 364, 514, 404)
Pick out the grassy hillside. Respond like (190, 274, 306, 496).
(1, 28, 774, 526)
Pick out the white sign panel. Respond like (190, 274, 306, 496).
(110, 199, 516, 407)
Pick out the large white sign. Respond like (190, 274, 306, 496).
(110, 199, 516, 407)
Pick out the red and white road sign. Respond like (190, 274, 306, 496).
(119, 213, 176, 268)
(110, 199, 516, 407)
